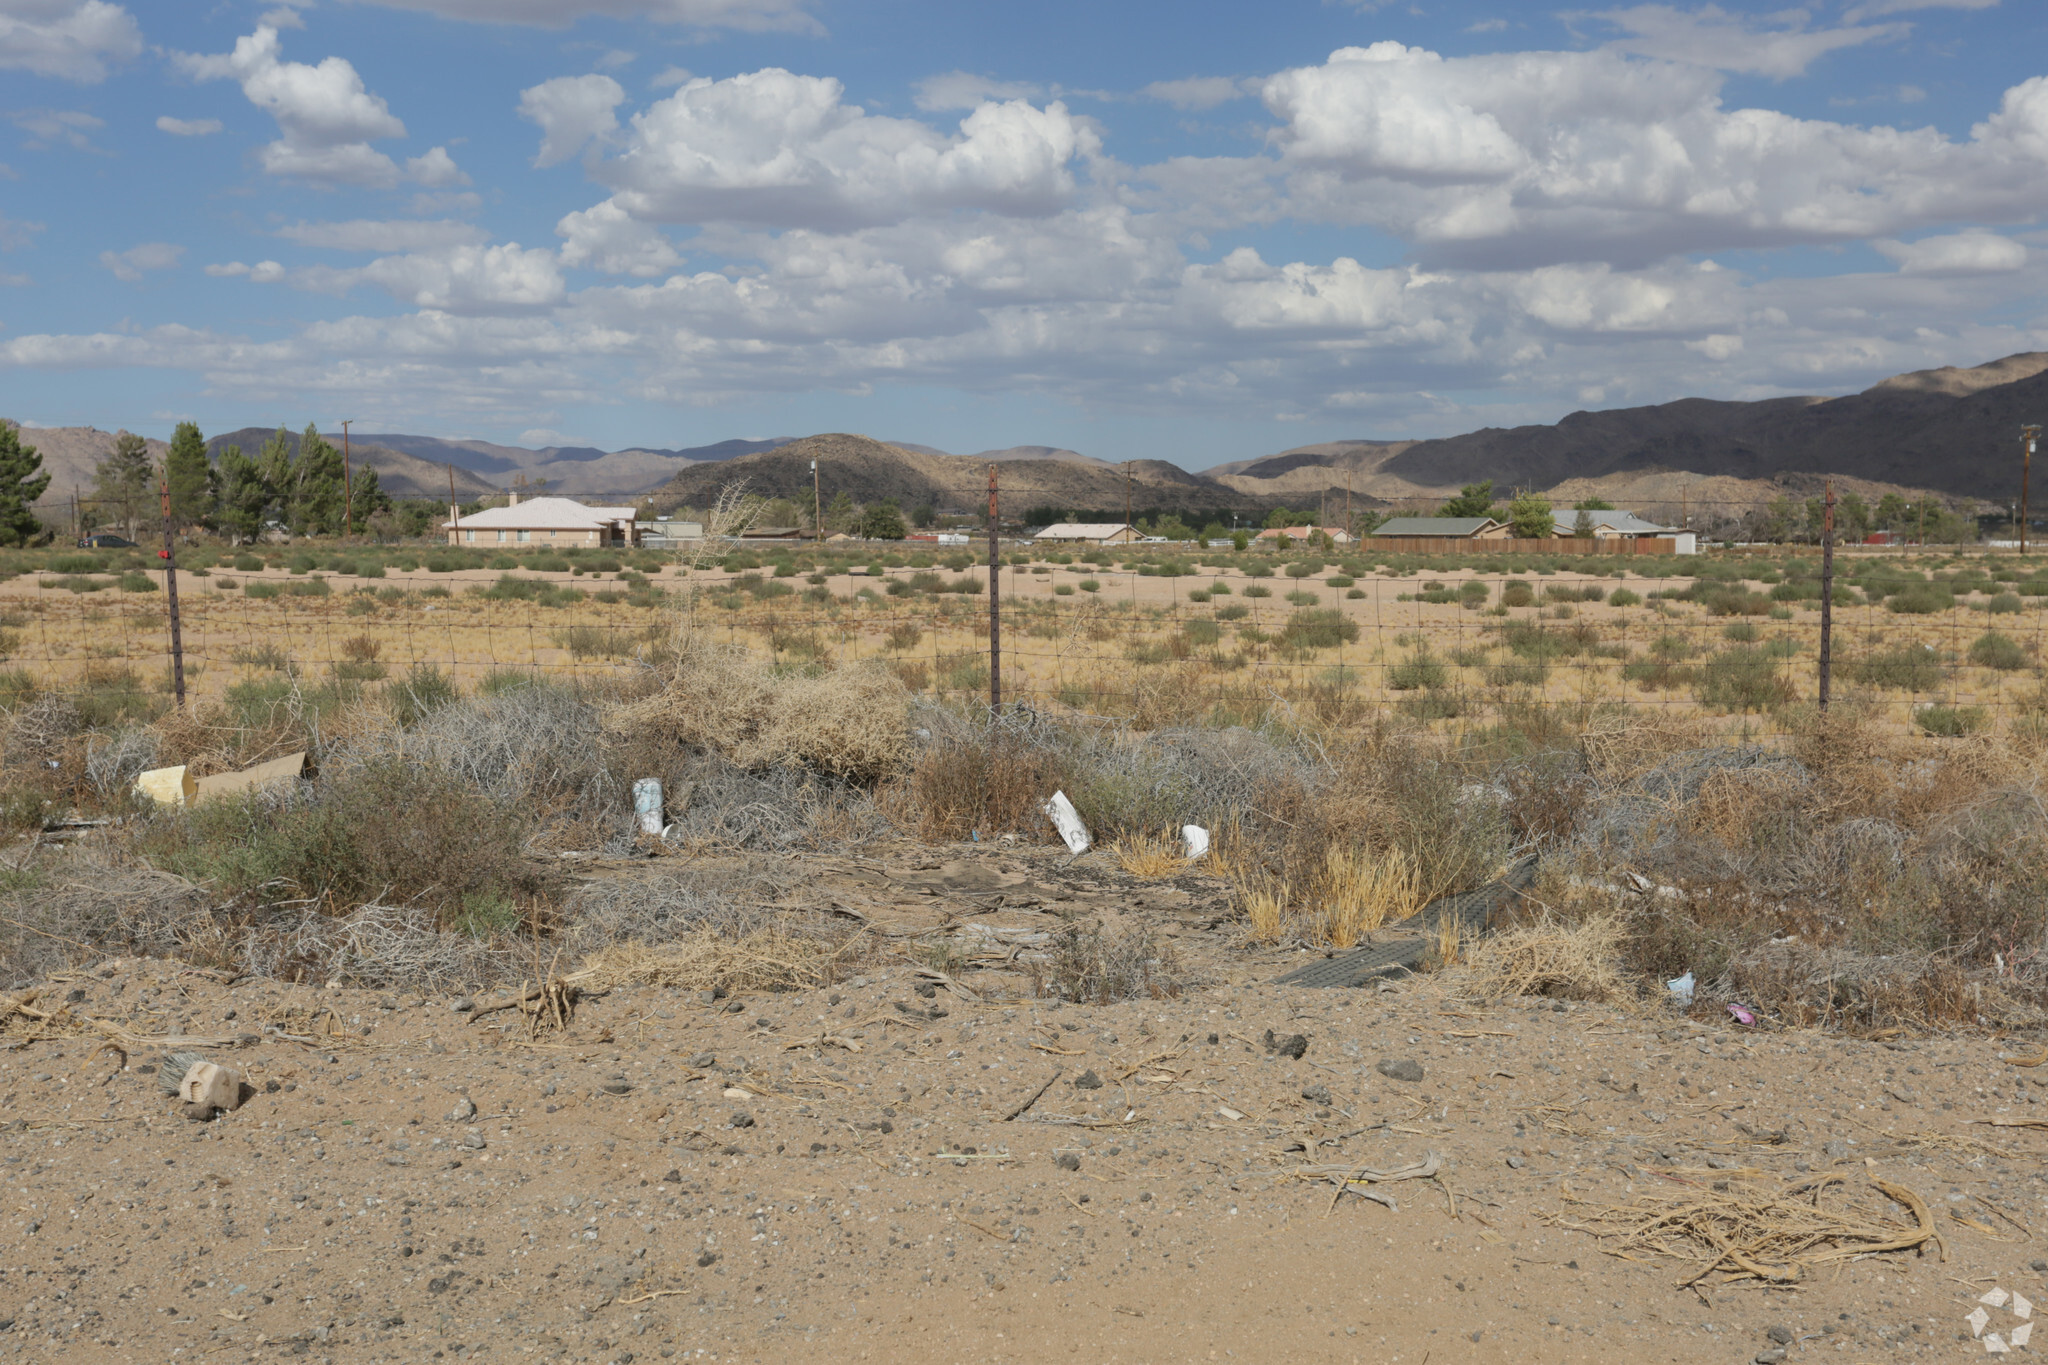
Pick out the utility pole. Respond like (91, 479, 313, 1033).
(1345, 469, 1352, 542)
(2023, 425, 2040, 556)
(1124, 460, 1131, 531)
(339, 419, 354, 538)
(159, 477, 185, 709)
(447, 464, 458, 546)
(987, 462, 1001, 716)
(811, 459, 822, 543)
(1819, 481, 1834, 713)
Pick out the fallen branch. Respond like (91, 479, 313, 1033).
(1003, 1069, 1064, 1122)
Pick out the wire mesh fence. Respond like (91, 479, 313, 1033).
(1, 537, 2043, 744)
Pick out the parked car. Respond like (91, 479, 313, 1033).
(78, 533, 137, 548)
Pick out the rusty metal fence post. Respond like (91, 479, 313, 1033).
(159, 478, 186, 709)
(1819, 480, 1834, 712)
(987, 462, 1001, 715)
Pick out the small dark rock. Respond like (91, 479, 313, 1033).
(914, 982, 938, 999)
(1505, 1155, 1525, 1169)
(1300, 1084, 1332, 1106)
(1376, 1058, 1425, 1083)
(600, 1080, 633, 1095)
(2034, 1259, 2048, 1273)
(263, 1079, 280, 1094)
(1765, 1326, 1794, 1345)
(723, 1000, 745, 1014)
(1755, 1351, 1786, 1365)
(1073, 1070, 1103, 1090)
(662, 1169, 683, 1185)
(450, 997, 475, 1014)
(689, 1053, 715, 1068)
(1264, 1030, 1308, 1060)
(1205, 1033, 1219, 1045)
(696, 1251, 718, 1268)
(1053, 1153, 1080, 1171)
(64, 988, 85, 1003)
(730, 1111, 755, 1128)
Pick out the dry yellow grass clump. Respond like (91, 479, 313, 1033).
(608, 638, 911, 781)
(1113, 829, 1187, 879)
(568, 927, 857, 996)
(1311, 845, 1421, 947)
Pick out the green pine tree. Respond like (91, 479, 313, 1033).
(208, 444, 269, 545)
(348, 464, 391, 529)
(290, 423, 346, 534)
(164, 421, 214, 529)
(0, 423, 53, 546)
(1438, 481, 1496, 519)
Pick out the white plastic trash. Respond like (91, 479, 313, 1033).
(1666, 971, 1695, 1007)
(1043, 791, 1091, 855)
(1182, 825, 1211, 861)
(633, 778, 664, 837)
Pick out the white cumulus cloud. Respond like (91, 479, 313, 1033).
(1250, 43, 2048, 268)
(176, 25, 464, 190)
(517, 74, 625, 167)
(1875, 230, 2027, 275)
(207, 260, 288, 281)
(286, 243, 567, 314)
(0, 0, 140, 83)
(555, 198, 681, 276)
(595, 69, 1099, 231)
(100, 241, 184, 281)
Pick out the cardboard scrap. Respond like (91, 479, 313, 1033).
(192, 751, 306, 804)
(134, 765, 196, 808)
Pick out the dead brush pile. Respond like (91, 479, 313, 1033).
(1499, 699, 2048, 1028)
(607, 637, 910, 782)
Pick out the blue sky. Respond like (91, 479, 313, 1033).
(1, 0, 2043, 468)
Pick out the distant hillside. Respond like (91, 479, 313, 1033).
(357, 432, 796, 498)
(0, 424, 169, 509)
(207, 428, 497, 501)
(648, 433, 1255, 517)
(1376, 353, 2048, 500)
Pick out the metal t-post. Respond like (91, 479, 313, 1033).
(988, 462, 1001, 715)
(160, 478, 185, 708)
(1819, 481, 1834, 712)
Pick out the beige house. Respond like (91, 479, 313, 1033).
(1252, 525, 1355, 545)
(1033, 522, 1142, 545)
(444, 494, 639, 548)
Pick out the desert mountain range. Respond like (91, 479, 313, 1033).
(7, 351, 2040, 518)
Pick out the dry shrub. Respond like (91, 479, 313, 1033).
(1129, 663, 1215, 729)
(1469, 914, 1628, 1002)
(1033, 920, 1181, 1003)
(889, 730, 1075, 842)
(612, 640, 909, 782)
(1309, 845, 1419, 948)
(568, 928, 857, 996)
(1689, 765, 1810, 849)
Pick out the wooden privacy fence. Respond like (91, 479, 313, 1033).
(1358, 536, 1679, 556)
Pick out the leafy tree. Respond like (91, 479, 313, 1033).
(348, 465, 392, 530)
(1572, 507, 1596, 539)
(860, 500, 907, 540)
(1439, 481, 1497, 519)
(1873, 492, 1908, 531)
(911, 504, 936, 529)
(1837, 491, 1871, 542)
(0, 423, 52, 546)
(824, 490, 857, 533)
(1507, 492, 1554, 540)
(1571, 497, 1615, 511)
(1231, 530, 1249, 551)
(1262, 507, 1296, 529)
(92, 430, 155, 537)
(163, 421, 214, 529)
(208, 444, 269, 545)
